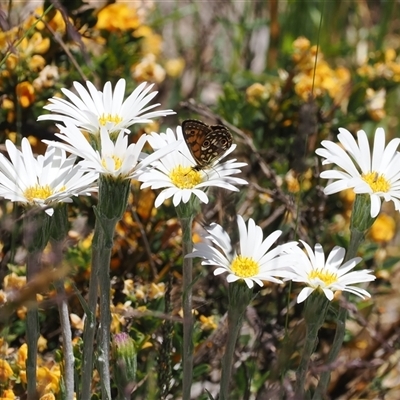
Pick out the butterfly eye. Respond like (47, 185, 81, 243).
(221, 139, 227, 145)
(203, 140, 210, 147)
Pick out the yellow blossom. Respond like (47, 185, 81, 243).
(39, 394, 56, 400)
(16, 81, 35, 108)
(3, 273, 26, 291)
(141, 32, 162, 56)
(285, 170, 300, 193)
(36, 366, 60, 395)
(70, 313, 84, 330)
(366, 88, 386, 121)
(385, 48, 396, 62)
(148, 282, 165, 300)
(0, 388, 15, 399)
(132, 54, 166, 83)
(27, 32, 50, 55)
(368, 213, 396, 243)
(16, 306, 27, 320)
(0, 359, 13, 382)
(122, 279, 134, 296)
(5, 53, 19, 70)
(30, 54, 46, 72)
(165, 58, 185, 78)
(0, 290, 7, 305)
(96, 3, 141, 32)
(199, 315, 217, 330)
(37, 335, 47, 352)
(246, 83, 268, 105)
(293, 36, 311, 52)
(16, 344, 28, 369)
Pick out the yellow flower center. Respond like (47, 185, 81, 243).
(362, 172, 390, 192)
(169, 166, 202, 189)
(308, 269, 338, 286)
(230, 255, 259, 278)
(23, 184, 54, 201)
(102, 155, 122, 171)
(99, 113, 123, 126)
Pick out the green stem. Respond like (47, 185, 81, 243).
(220, 283, 253, 400)
(295, 293, 329, 398)
(179, 216, 194, 400)
(96, 215, 120, 400)
(51, 239, 74, 400)
(26, 251, 41, 400)
(81, 177, 130, 400)
(80, 217, 101, 400)
(313, 229, 364, 399)
(312, 194, 376, 398)
(24, 211, 51, 400)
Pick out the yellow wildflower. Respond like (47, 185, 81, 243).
(165, 58, 185, 78)
(199, 315, 217, 331)
(37, 335, 47, 353)
(39, 394, 56, 400)
(96, 3, 141, 32)
(0, 359, 13, 382)
(16, 344, 28, 369)
(0, 388, 15, 399)
(246, 83, 268, 105)
(369, 214, 396, 243)
(3, 273, 26, 291)
(148, 282, 165, 300)
(36, 366, 60, 395)
(131, 54, 166, 83)
(16, 81, 35, 108)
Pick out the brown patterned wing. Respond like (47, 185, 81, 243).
(182, 119, 210, 165)
(182, 119, 233, 168)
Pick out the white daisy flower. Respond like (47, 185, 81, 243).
(0, 138, 98, 216)
(138, 126, 248, 208)
(186, 215, 297, 289)
(37, 79, 175, 134)
(43, 123, 180, 180)
(284, 240, 375, 303)
(316, 127, 400, 217)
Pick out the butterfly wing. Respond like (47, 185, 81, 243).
(199, 126, 233, 166)
(182, 119, 233, 168)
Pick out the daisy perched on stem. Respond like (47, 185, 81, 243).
(284, 240, 376, 303)
(42, 123, 180, 180)
(316, 127, 400, 218)
(37, 78, 175, 134)
(0, 138, 98, 216)
(186, 215, 296, 288)
(138, 126, 248, 208)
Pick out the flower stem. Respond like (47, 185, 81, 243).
(312, 229, 364, 399)
(80, 228, 100, 399)
(96, 215, 120, 400)
(51, 240, 74, 400)
(24, 211, 51, 400)
(81, 177, 130, 400)
(295, 293, 329, 398)
(313, 194, 374, 398)
(220, 282, 253, 400)
(50, 206, 74, 400)
(179, 216, 194, 400)
(26, 251, 41, 400)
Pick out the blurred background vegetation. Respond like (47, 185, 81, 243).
(1, 0, 400, 399)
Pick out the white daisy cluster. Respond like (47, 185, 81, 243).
(0, 138, 98, 215)
(0, 79, 180, 212)
(187, 215, 376, 303)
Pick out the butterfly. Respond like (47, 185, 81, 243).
(181, 119, 233, 170)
